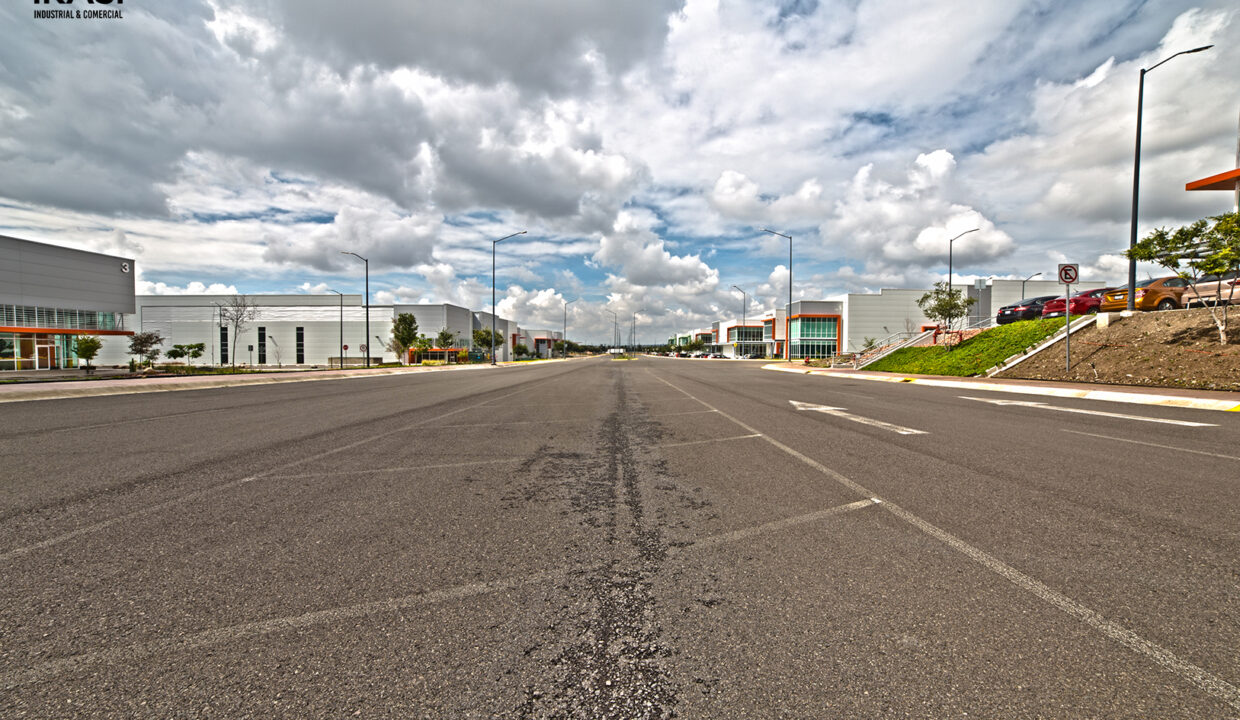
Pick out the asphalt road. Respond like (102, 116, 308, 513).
(1, 356, 1237, 718)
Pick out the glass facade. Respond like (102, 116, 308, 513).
(0, 305, 126, 370)
(789, 316, 839, 359)
(726, 326, 764, 343)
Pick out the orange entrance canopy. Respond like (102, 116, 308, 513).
(1186, 167, 1240, 191)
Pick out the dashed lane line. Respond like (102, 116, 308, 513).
(648, 370, 1240, 712)
(0, 499, 877, 689)
(262, 458, 522, 480)
(653, 433, 763, 449)
(0, 380, 560, 563)
(1064, 430, 1240, 462)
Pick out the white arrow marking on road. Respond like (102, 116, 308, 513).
(790, 400, 928, 435)
(959, 396, 1217, 427)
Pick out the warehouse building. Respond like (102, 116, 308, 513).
(1, 235, 135, 371)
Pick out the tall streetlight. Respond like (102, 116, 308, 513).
(340, 251, 369, 368)
(491, 231, 527, 364)
(946, 228, 980, 293)
(1022, 272, 1042, 299)
(1127, 44, 1213, 311)
(630, 309, 643, 351)
(761, 229, 792, 360)
(563, 298, 576, 359)
(605, 309, 618, 350)
(327, 289, 343, 368)
(731, 284, 747, 358)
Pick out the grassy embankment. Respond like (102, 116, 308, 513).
(862, 318, 1067, 376)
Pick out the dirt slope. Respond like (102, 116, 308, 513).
(996, 307, 1240, 392)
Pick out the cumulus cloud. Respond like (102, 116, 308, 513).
(138, 280, 240, 295)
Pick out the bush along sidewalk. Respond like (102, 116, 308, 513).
(862, 318, 1067, 376)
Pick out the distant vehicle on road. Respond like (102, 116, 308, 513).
(996, 295, 1059, 324)
(1041, 288, 1112, 318)
(1099, 276, 1189, 312)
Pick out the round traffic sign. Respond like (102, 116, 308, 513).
(343, 344, 349, 351)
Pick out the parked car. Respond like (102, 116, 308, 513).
(1099, 276, 1189, 312)
(996, 295, 1060, 324)
(1182, 270, 1240, 307)
(1040, 287, 1113, 318)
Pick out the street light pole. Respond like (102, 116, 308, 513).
(946, 228, 979, 294)
(1126, 44, 1213, 311)
(491, 231, 527, 365)
(731, 284, 747, 358)
(761, 229, 793, 360)
(327, 289, 343, 368)
(606, 309, 617, 351)
(1022, 272, 1042, 299)
(340, 252, 370, 367)
(563, 298, 576, 359)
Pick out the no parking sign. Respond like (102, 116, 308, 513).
(1058, 263, 1079, 371)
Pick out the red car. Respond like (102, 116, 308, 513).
(1041, 287, 1112, 318)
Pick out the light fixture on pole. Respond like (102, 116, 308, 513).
(340, 251, 369, 368)
(563, 298, 576, 359)
(731, 284, 747, 358)
(946, 228, 979, 293)
(491, 231, 527, 365)
(1022, 272, 1042, 299)
(761, 229, 792, 360)
(606, 309, 617, 350)
(631, 308, 644, 351)
(1126, 44, 1213, 311)
(327, 289, 343, 368)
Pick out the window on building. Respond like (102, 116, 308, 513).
(220, 326, 229, 365)
(296, 327, 304, 364)
(257, 327, 266, 364)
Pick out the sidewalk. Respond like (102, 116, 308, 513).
(762, 363, 1240, 413)
(0, 363, 503, 404)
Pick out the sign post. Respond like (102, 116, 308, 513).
(1058, 264, 1079, 371)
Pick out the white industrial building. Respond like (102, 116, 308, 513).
(95, 295, 561, 368)
(673, 277, 1118, 359)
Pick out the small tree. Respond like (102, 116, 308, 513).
(473, 328, 498, 359)
(917, 282, 976, 348)
(553, 340, 566, 356)
(73, 335, 103, 369)
(185, 342, 204, 365)
(128, 331, 164, 367)
(435, 328, 457, 349)
(391, 313, 420, 364)
(165, 345, 186, 364)
(220, 295, 259, 368)
(514, 343, 530, 358)
(1128, 211, 1240, 344)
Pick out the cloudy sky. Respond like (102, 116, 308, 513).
(2, 1, 1237, 343)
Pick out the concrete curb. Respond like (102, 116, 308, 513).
(761, 364, 1240, 413)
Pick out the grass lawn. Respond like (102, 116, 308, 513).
(863, 318, 1067, 376)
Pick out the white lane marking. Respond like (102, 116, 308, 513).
(0, 381, 554, 561)
(0, 476, 258, 564)
(435, 419, 585, 428)
(959, 396, 1217, 427)
(1, 500, 873, 688)
(650, 372, 1240, 711)
(265, 458, 521, 480)
(654, 433, 763, 449)
(790, 400, 928, 435)
(676, 499, 876, 552)
(649, 409, 718, 418)
(1064, 430, 1240, 462)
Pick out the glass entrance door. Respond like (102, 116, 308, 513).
(35, 335, 60, 369)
